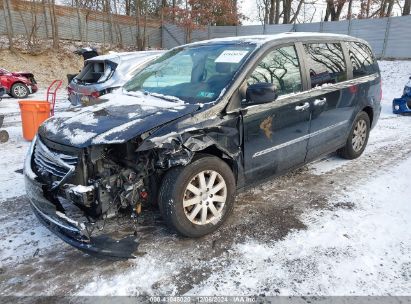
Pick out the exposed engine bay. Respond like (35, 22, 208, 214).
(29, 135, 193, 258)
(63, 143, 155, 220)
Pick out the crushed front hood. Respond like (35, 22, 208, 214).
(38, 92, 199, 148)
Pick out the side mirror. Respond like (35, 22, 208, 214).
(245, 83, 278, 105)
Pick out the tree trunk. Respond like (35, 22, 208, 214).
(113, 0, 123, 47)
(125, 0, 131, 16)
(2, 0, 14, 49)
(283, 0, 291, 24)
(347, 0, 353, 20)
(75, 0, 83, 42)
(143, 13, 147, 48)
(324, 3, 330, 22)
(366, 0, 371, 17)
(290, 0, 304, 24)
(264, 0, 270, 24)
(48, 0, 59, 49)
(274, 0, 280, 24)
(380, 0, 387, 17)
(404, 0, 411, 15)
(268, 0, 275, 24)
(135, 0, 144, 50)
(325, 0, 345, 22)
(104, 0, 114, 44)
(386, 0, 394, 17)
(172, 0, 176, 22)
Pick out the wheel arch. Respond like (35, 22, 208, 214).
(11, 81, 27, 87)
(362, 106, 374, 127)
(193, 146, 239, 184)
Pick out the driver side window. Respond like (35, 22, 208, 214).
(247, 45, 302, 97)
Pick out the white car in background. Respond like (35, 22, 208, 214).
(67, 50, 165, 106)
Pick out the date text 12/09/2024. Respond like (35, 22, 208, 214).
(148, 296, 257, 303)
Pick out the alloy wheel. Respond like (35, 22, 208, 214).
(13, 85, 27, 98)
(352, 119, 367, 152)
(183, 170, 227, 225)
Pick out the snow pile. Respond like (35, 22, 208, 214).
(91, 118, 142, 144)
(62, 128, 97, 146)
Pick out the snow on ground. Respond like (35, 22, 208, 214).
(0, 61, 410, 296)
(188, 157, 411, 295)
(0, 89, 69, 201)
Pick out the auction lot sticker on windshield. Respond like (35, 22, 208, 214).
(215, 50, 249, 63)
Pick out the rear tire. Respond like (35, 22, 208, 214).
(11, 83, 29, 99)
(158, 155, 236, 237)
(338, 111, 370, 160)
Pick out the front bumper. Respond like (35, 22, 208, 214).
(393, 97, 411, 114)
(24, 139, 139, 259)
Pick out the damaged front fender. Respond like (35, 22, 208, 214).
(137, 112, 244, 184)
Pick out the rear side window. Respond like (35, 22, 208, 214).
(247, 45, 302, 97)
(75, 61, 115, 84)
(303, 43, 347, 88)
(348, 42, 378, 78)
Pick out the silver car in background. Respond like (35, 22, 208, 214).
(67, 50, 165, 106)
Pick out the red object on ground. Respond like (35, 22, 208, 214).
(19, 100, 51, 141)
(47, 80, 63, 116)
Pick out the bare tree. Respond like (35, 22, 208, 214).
(2, 0, 14, 49)
(48, 0, 59, 48)
(256, 0, 305, 25)
(347, 0, 353, 19)
(404, 0, 411, 15)
(379, 0, 395, 17)
(324, 0, 346, 21)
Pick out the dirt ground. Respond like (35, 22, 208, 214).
(0, 49, 83, 88)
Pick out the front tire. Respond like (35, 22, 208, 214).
(158, 155, 236, 237)
(11, 83, 29, 99)
(338, 111, 370, 160)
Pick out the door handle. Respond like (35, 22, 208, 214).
(314, 97, 327, 106)
(295, 102, 310, 111)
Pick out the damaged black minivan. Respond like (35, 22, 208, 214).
(24, 33, 381, 258)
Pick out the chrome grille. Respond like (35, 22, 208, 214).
(33, 139, 78, 179)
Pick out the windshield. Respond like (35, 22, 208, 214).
(123, 44, 256, 104)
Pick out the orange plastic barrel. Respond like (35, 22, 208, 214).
(18, 100, 50, 141)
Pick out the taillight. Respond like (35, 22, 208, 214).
(91, 91, 100, 98)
